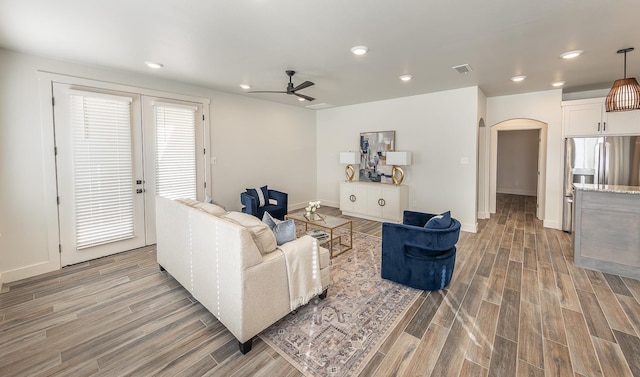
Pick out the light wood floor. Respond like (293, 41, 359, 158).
(2, 194, 640, 376)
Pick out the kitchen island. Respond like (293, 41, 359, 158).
(573, 183, 640, 279)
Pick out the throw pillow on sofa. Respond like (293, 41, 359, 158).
(222, 211, 277, 254)
(245, 185, 269, 207)
(262, 211, 296, 245)
(424, 211, 452, 229)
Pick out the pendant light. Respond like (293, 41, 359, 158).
(605, 48, 640, 112)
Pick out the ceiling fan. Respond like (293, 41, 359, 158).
(248, 70, 315, 101)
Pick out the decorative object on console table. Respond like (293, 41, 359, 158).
(339, 151, 359, 181)
(386, 151, 412, 185)
(359, 130, 395, 184)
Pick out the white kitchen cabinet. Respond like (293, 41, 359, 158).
(562, 98, 640, 137)
(340, 182, 408, 223)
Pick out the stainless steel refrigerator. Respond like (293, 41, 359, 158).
(563, 136, 640, 232)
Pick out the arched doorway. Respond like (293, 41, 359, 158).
(490, 119, 548, 219)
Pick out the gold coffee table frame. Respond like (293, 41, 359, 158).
(285, 212, 353, 259)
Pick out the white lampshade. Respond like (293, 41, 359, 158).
(340, 152, 359, 164)
(386, 151, 412, 165)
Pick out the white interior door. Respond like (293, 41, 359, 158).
(53, 83, 146, 266)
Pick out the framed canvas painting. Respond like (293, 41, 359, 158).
(359, 131, 395, 183)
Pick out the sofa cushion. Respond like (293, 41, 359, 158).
(424, 211, 452, 229)
(176, 198, 201, 207)
(223, 211, 277, 254)
(262, 211, 296, 245)
(246, 185, 269, 207)
(193, 202, 227, 217)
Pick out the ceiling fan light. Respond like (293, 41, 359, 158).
(399, 74, 412, 82)
(298, 97, 306, 101)
(560, 50, 583, 59)
(350, 45, 368, 55)
(606, 77, 640, 112)
(511, 75, 526, 82)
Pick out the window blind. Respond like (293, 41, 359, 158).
(154, 103, 197, 200)
(70, 92, 135, 249)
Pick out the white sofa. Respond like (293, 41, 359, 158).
(155, 196, 330, 353)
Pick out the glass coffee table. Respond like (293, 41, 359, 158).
(285, 212, 353, 259)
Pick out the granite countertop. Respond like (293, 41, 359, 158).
(573, 183, 640, 195)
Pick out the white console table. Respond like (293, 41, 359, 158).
(340, 182, 408, 223)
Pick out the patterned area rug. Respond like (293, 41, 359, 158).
(260, 231, 421, 377)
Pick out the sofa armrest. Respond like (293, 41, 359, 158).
(241, 192, 257, 215)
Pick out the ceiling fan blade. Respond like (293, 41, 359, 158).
(247, 90, 287, 94)
(295, 93, 315, 102)
(292, 81, 314, 92)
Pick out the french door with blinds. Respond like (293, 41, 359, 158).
(53, 83, 205, 266)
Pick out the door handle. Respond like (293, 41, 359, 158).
(597, 122, 601, 132)
(378, 198, 386, 206)
(349, 194, 356, 202)
(603, 122, 606, 132)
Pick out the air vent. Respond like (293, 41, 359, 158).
(305, 103, 333, 110)
(452, 64, 472, 74)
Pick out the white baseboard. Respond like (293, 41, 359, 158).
(0, 260, 59, 285)
(461, 222, 478, 233)
(543, 219, 561, 230)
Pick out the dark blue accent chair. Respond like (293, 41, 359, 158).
(381, 210, 461, 290)
(241, 189, 288, 220)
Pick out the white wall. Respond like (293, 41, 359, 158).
(316, 87, 480, 232)
(0, 48, 316, 283)
(485, 89, 563, 229)
(497, 129, 539, 196)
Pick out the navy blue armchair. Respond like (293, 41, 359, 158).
(241, 188, 288, 220)
(381, 210, 461, 290)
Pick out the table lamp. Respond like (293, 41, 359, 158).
(386, 151, 412, 185)
(339, 152, 359, 181)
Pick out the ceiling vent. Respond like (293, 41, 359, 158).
(452, 64, 472, 74)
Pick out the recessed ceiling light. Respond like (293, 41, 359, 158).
(511, 75, 527, 82)
(350, 46, 368, 55)
(145, 61, 163, 69)
(399, 74, 413, 82)
(240, 84, 251, 90)
(551, 81, 566, 87)
(560, 50, 583, 59)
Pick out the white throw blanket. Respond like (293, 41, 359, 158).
(279, 236, 323, 310)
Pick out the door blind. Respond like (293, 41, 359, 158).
(154, 103, 197, 199)
(70, 92, 135, 249)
